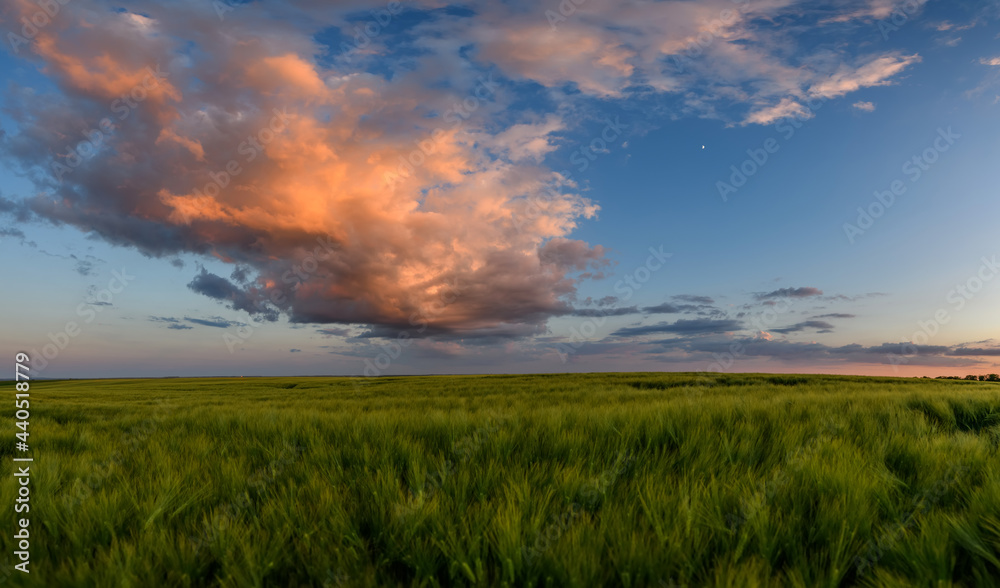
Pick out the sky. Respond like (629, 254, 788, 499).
(0, 0, 998, 379)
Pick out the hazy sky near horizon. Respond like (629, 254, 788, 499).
(1, 0, 999, 378)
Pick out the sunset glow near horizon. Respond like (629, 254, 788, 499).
(1, 0, 998, 378)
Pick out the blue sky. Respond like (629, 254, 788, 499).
(1, 0, 998, 378)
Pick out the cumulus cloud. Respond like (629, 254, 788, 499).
(853, 101, 876, 112)
(0, 0, 926, 339)
(0, 0, 615, 339)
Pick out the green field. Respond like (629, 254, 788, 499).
(3, 373, 1000, 587)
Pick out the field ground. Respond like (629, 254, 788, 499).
(3, 373, 1000, 587)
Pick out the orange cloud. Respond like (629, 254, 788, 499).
(8, 1, 605, 335)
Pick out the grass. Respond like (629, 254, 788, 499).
(2, 372, 1000, 587)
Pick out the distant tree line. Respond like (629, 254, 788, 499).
(933, 374, 1000, 381)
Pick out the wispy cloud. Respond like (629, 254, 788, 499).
(148, 315, 239, 329)
(772, 320, 836, 334)
(808, 54, 921, 100)
(184, 316, 243, 329)
(820, 0, 903, 23)
(317, 327, 353, 337)
(148, 316, 194, 330)
(672, 295, 715, 305)
(612, 319, 743, 337)
(755, 287, 824, 300)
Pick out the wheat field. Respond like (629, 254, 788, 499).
(2, 373, 999, 587)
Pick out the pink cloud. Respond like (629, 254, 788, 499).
(808, 54, 921, 99)
(744, 98, 813, 126)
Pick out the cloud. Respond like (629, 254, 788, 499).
(0, 225, 37, 248)
(808, 53, 921, 100)
(821, 0, 904, 23)
(771, 320, 836, 334)
(0, 0, 927, 338)
(187, 269, 279, 321)
(317, 327, 353, 337)
(70, 254, 101, 276)
(149, 314, 243, 329)
(358, 322, 543, 342)
(744, 98, 814, 126)
(641, 302, 713, 315)
(148, 316, 194, 330)
(813, 313, 856, 319)
(948, 347, 1000, 356)
(755, 287, 824, 300)
(33, 249, 103, 275)
(643, 337, 990, 368)
(672, 295, 715, 305)
(469, 21, 637, 98)
(571, 307, 640, 317)
(936, 20, 974, 32)
(980, 57, 1000, 66)
(184, 316, 242, 329)
(486, 116, 566, 163)
(538, 238, 609, 272)
(621, 295, 719, 316)
(290, 348, 301, 353)
(852, 101, 876, 112)
(821, 292, 887, 302)
(641, 303, 685, 314)
(0, 1, 610, 340)
(149, 316, 180, 323)
(612, 318, 743, 337)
